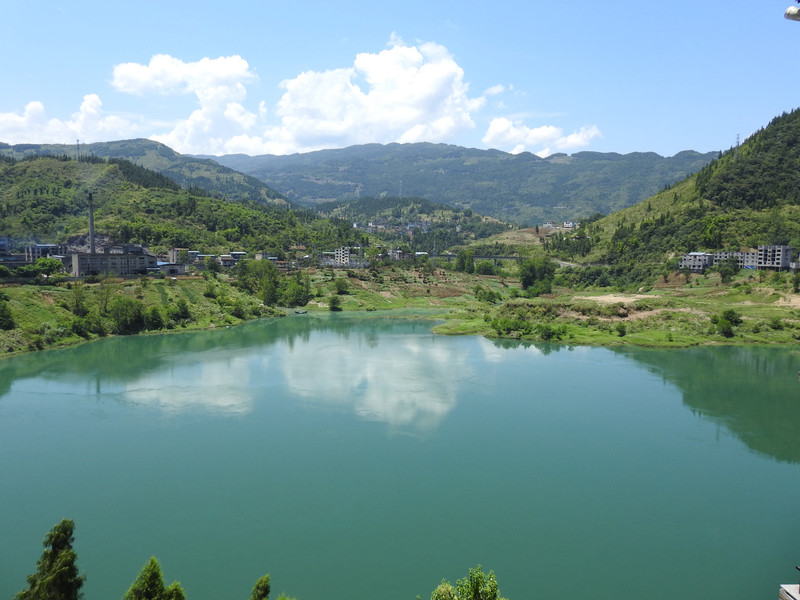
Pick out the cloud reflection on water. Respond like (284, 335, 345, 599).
(278, 332, 465, 432)
(123, 354, 257, 415)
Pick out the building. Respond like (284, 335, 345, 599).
(158, 262, 186, 276)
(758, 245, 793, 270)
(678, 252, 713, 272)
(68, 245, 157, 277)
(217, 254, 237, 268)
(334, 246, 350, 267)
(678, 245, 794, 273)
(25, 243, 67, 262)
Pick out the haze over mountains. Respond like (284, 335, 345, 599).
(0, 139, 716, 225)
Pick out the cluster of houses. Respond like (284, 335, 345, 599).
(678, 245, 796, 273)
(542, 221, 579, 230)
(4, 231, 798, 279)
(353, 220, 431, 237)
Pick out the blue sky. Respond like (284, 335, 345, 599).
(2, 1, 799, 157)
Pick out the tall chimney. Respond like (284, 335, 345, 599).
(88, 192, 95, 255)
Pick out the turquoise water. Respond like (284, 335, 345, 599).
(1, 314, 799, 600)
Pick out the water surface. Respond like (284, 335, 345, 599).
(1, 314, 799, 600)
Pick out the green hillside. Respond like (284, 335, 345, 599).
(208, 143, 717, 224)
(0, 155, 361, 255)
(0, 139, 285, 206)
(550, 108, 800, 285)
(319, 195, 512, 253)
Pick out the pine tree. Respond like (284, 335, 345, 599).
(15, 519, 85, 600)
(124, 557, 186, 600)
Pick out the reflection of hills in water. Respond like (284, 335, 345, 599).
(0, 313, 433, 393)
(0, 312, 457, 431)
(612, 345, 800, 464)
(4, 319, 797, 462)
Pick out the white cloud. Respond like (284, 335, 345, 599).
(111, 54, 255, 99)
(482, 117, 601, 156)
(484, 84, 506, 96)
(254, 37, 486, 154)
(0, 94, 142, 144)
(0, 42, 602, 157)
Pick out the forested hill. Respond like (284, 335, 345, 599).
(0, 155, 361, 254)
(204, 143, 717, 224)
(0, 139, 285, 206)
(560, 108, 800, 283)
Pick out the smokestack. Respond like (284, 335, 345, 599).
(88, 192, 95, 255)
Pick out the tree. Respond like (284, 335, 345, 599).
(455, 566, 501, 600)
(69, 283, 88, 317)
(144, 306, 165, 330)
(333, 277, 350, 295)
(430, 581, 457, 600)
(15, 518, 85, 600)
(428, 566, 507, 600)
(250, 574, 271, 600)
(717, 256, 739, 283)
(34, 257, 64, 277)
(109, 296, 146, 334)
(124, 557, 185, 600)
(0, 299, 15, 330)
(328, 295, 342, 311)
(519, 257, 555, 295)
(124, 557, 165, 600)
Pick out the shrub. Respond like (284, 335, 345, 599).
(0, 300, 15, 330)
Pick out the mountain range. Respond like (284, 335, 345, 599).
(203, 143, 717, 224)
(0, 139, 716, 225)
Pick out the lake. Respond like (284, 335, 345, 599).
(1, 313, 799, 600)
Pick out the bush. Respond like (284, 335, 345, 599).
(333, 278, 350, 295)
(328, 295, 342, 311)
(144, 306, 165, 330)
(0, 300, 15, 330)
(717, 318, 734, 338)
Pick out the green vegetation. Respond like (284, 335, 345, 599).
(14, 519, 84, 600)
(0, 155, 360, 255)
(427, 565, 507, 600)
(124, 557, 185, 600)
(14, 521, 499, 600)
(548, 108, 800, 287)
(210, 142, 715, 224)
(0, 139, 285, 205)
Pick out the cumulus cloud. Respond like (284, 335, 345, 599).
(0, 94, 141, 144)
(482, 117, 601, 157)
(0, 40, 602, 156)
(111, 54, 255, 98)
(253, 37, 486, 154)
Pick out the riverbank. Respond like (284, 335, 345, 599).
(1, 266, 798, 357)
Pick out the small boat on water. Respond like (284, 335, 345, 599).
(294, 310, 308, 314)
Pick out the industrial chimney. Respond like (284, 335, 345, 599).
(88, 192, 95, 255)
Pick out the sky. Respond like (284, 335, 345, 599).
(1, 1, 799, 158)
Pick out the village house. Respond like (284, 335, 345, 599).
(678, 245, 794, 273)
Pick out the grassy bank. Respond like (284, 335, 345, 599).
(1, 265, 799, 357)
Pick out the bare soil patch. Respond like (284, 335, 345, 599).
(572, 294, 652, 305)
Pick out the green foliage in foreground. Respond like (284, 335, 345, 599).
(124, 557, 185, 600)
(14, 519, 85, 600)
(16, 520, 491, 600)
(428, 565, 508, 600)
